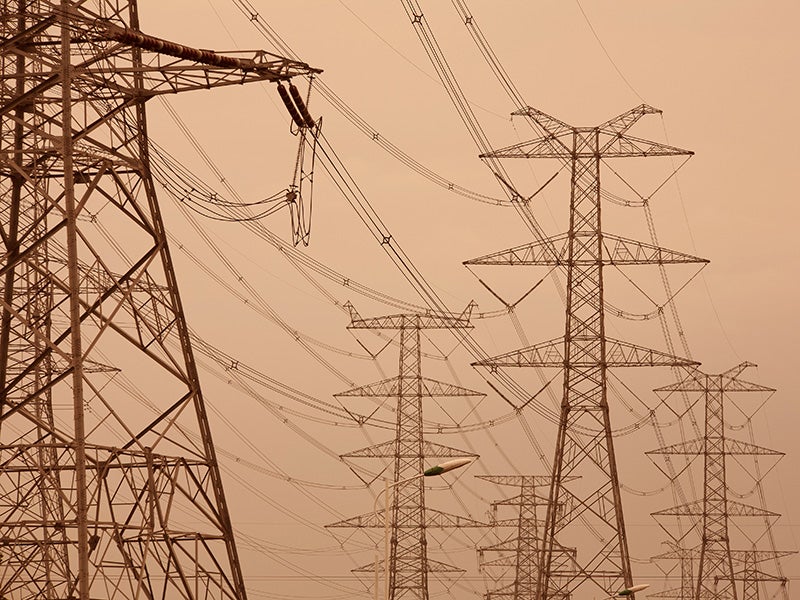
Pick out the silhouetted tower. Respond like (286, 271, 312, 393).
(734, 548, 793, 600)
(651, 545, 793, 600)
(477, 475, 552, 600)
(650, 543, 695, 599)
(0, 3, 318, 598)
(467, 105, 704, 599)
(649, 363, 793, 600)
(328, 304, 484, 600)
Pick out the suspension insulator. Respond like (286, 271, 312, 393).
(277, 82, 306, 129)
(289, 83, 317, 128)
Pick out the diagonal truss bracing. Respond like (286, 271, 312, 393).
(327, 307, 483, 600)
(649, 363, 794, 600)
(467, 105, 701, 600)
(477, 475, 556, 600)
(0, 2, 318, 599)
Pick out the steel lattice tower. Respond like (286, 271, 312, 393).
(735, 548, 792, 600)
(466, 105, 704, 599)
(0, 2, 318, 598)
(328, 303, 484, 600)
(650, 543, 695, 599)
(477, 475, 553, 600)
(649, 363, 793, 600)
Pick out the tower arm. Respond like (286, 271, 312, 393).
(599, 104, 661, 135)
(0, 12, 321, 113)
(94, 23, 321, 97)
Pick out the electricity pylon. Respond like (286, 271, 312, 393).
(649, 363, 794, 600)
(735, 548, 792, 600)
(651, 545, 794, 600)
(0, 2, 318, 598)
(650, 543, 695, 599)
(466, 105, 704, 599)
(477, 475, 552, 600)
(328, 303, 484, 600)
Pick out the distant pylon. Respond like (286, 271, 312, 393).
(0, 3, 318, 599)
(467, 104, 704, 599)
(735, 547, 791, 600)
(649, 363, 795, 600)
(477, 475, 551, 600)
(650, 543, 695, 599)
(328, 303, 484, 600)
(651, 545, 794, 600)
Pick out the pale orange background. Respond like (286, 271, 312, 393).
(135, 2, 799, 598)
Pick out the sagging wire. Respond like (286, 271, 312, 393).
(232, 0, 505, 207)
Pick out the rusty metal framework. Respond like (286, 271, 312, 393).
(0, 1, 318, 598)
(649, 364, 794, 600)
(327, 303, 483, 600)
(477, 475, 553, 600)
(467, 105, 704, 599)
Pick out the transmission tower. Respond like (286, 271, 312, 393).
(327, 303, 484, 600)
(477, 475, 553, 600)
(650, 543, 695, 599)
(734, 548, 792, 600)
(0, 2, 318, 598)
(649, 363, 794, 600)
(652, 545, 794, 600)
(466, 104, 705, 599)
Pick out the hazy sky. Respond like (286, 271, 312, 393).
(135, 2, 799, 598)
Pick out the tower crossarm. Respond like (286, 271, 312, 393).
(653, 499, 779, 518)
(475, 474, 562, 488)
(648, 589, 716, 599)
(342, 439, 478, 460)
(652, 543, 701, 561)
(425, 508, 486, 528)
(654, 363, 775, 393)
(472, 337, 698, 368)
(0, 9, 320, 116)
(647, 438, 783, 457)
(597, 132, 693, 158)
(94, 25, 319, 98)
(511, 106, 573, 140)
(649, 545, 795, 563)
(480, 539, 521, 554)
(731, 550, 797, 564)
(489, 494, 550, 509)
(730, 568, 789, 583)
(464, 233, 571, 266)
(344, 302, 473, 330)
(336, 375, 484, 398)
(488, 517, 548, 528)
(464, 232, 707, 267)
(480, 118, 692, 161)
(351, 558, 464, 574)
(598, 104, 662, 135)
(326, 507, 484, 529)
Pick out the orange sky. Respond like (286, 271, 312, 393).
(138, 2, 799, 598)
